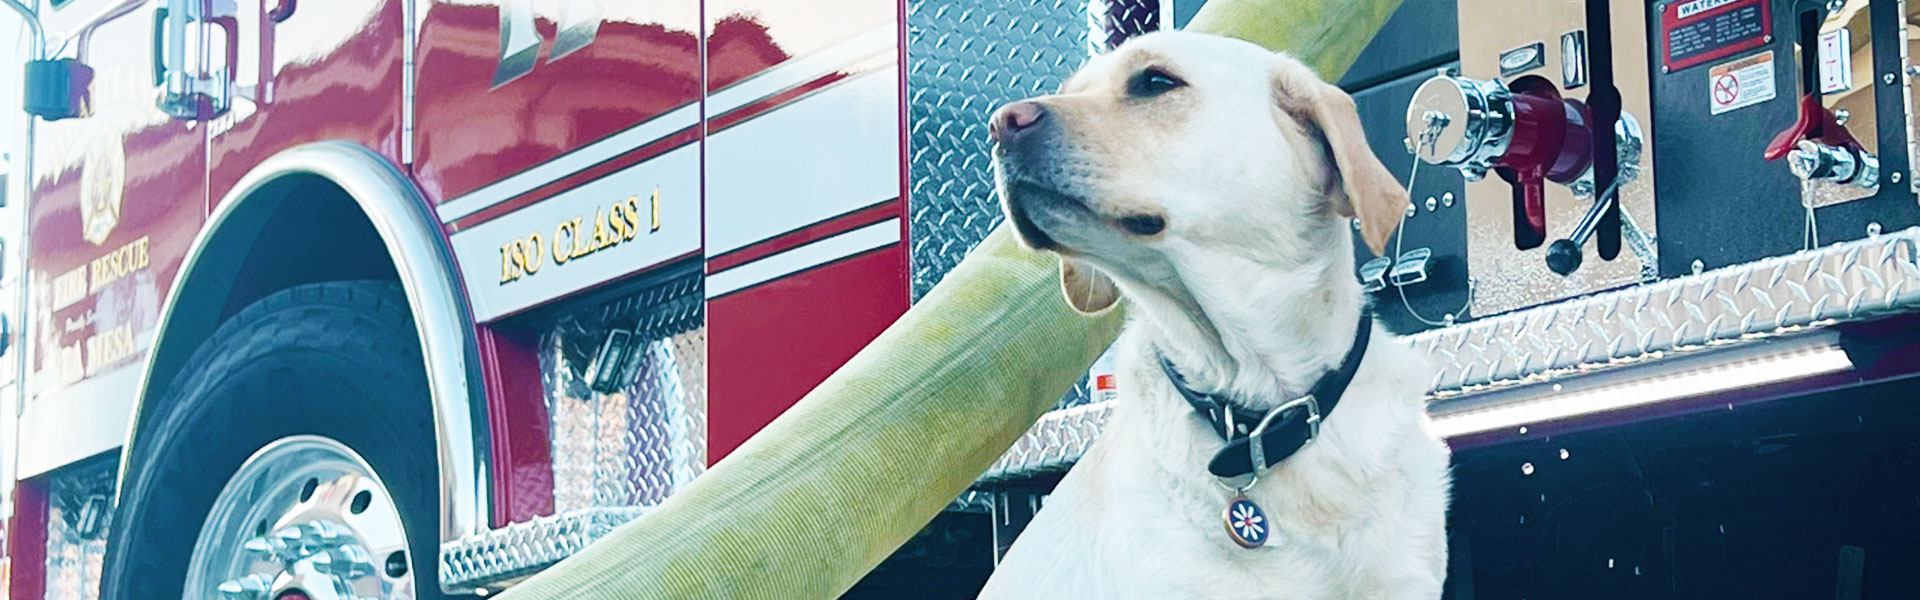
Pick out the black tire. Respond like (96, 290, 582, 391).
(100, 281, 455, 600)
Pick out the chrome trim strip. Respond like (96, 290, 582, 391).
(432, 22, 893, 225)
(403, 0, 418, 165)
(705, 218, 902, 299)
(705, 24, 893, 117)
(981, 227, 1920, 482)
(120, 141, 489, 547)
(433, 105, 700, 224)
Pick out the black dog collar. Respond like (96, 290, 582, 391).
(1158, 311, 1372, 479)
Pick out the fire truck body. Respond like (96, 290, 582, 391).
(12, 0, 915, 596)
(9, 0, 1920, 597)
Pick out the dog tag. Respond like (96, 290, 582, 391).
(1222, 494, 1269, 548)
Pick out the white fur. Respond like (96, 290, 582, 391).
(980, 31, 1452, 599)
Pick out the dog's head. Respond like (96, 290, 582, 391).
(992, 31, 1405, 314)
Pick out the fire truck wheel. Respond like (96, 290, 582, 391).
(100, 281, 464, 600)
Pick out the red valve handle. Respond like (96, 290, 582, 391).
(1764, 94, 1863, 161)
(1495, 78, 1582, 249)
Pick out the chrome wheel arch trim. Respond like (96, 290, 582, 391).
(117, 140, 490, 550)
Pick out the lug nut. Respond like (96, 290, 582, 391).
(304, 521, 352, 548)
(216, 574, 272, 599)
(242, 535, 301, 563)
(313, 545, 375, 578)
(271, 526, 311, 555)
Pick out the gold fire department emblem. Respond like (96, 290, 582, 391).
(79, 127, 127, 246)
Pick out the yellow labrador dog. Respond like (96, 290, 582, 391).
(980, 31, 1451, 599)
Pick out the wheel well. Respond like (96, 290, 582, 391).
(144, 174, 401, 401)
(126, 141, 490, 550)
(219, 176, 400, 318)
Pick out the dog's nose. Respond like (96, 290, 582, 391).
(990, 101, 1047, 145)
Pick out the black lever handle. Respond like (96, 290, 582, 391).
(1547, 183, 1616, 275)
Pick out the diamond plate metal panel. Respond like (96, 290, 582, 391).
(438, 507, 649, 592)
(980, 227, 1920, 482)
(46, 458, 116, 600)
(980, 401, 1113, 482)
(1410, 227, 1920, 395)
(1089, 0, 1161, 53)
(906, 0, 1089, 299)
(906, 0, 1158, 413)
(906, 0, 1163, 300)
(541, 272, 706, 514)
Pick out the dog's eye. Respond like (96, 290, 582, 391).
(1127, 68, 1184, 98)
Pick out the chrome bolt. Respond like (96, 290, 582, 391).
(304, 520, 351, 548)
(1826, 0, 1846, 12)
(1908, 65, 1920, 78)
(1424, 196, 1438, 211)
(271, 526, 308, 553)
(242, 535, 299, 562)
(216, 574, 272, 599)
(1868, 222, 1883, 236)
(1834, 109, 1850, 125)
(1405, 203, 1417, 218)
(1351, 218, 1362, 231)
(1893, 172, 1904, 184)
(1691, 259, 1705, 274)
(1885, 73, 1897, 85)
(1570, 179, 1596, 198)
(313, 545, 375, 578)
(1441, 192, 1456, 207)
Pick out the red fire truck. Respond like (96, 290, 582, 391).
(9, 0, 1920, 598)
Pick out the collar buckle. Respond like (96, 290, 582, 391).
(1246, 395, 1321, 477)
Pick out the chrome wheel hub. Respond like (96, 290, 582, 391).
(185, 436, 416, 600)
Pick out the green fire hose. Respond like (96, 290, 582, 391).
(494, 2, 1402, 597)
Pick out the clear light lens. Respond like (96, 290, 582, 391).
(1430, 339, 1854, 438)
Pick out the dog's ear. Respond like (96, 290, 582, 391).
(1059, 256, 1120, 315)
(1271, 57, 1406, 256)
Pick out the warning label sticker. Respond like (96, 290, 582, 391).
(1709, 51, 1775, 115)
(1662, 0, 1770, 72)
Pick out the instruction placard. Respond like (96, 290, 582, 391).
(1709, 51, 1776, 115)
(1818, 28, 1852, 94)
(1663, 0, 1771, 72)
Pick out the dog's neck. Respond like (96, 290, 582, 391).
(1126, 239, 1366, 413)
